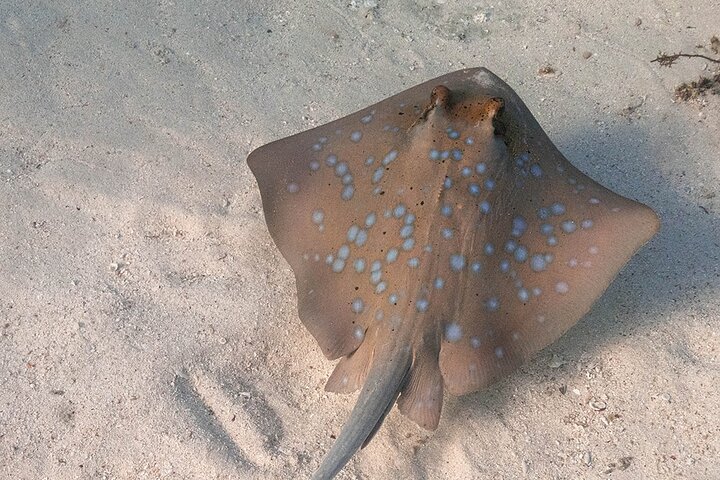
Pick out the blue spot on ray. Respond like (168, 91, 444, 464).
(312, 210, 325, 224)
(347, 225, 359, 242)
(372, 168, 384, 184)
(341, 185, 355, 201)
(551, 203, 566, 215)
(382, 150, 398, 166)
(450, 254, 466, 271)
(416, 298, 429, 312)
(530, 254, 547, 271)
(355, 229, 368, 246)
(518, 288, 530, 302)
(486, 297, 500, 312)
(511, 216, 528, 237)
(514, 246, 528, 262)
(445, 323, 462, 342)
(561, 220, 577, 233)
(400, 225, 414, 238)
(335, 162, 348, 176)
(500, 259, 510, 273)
(402, 238, 415, 251)
(351, 298, 365, 313)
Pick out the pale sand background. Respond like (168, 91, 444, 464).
(1, 1, 719, 479)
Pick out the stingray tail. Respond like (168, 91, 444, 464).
(312, 343, 413, 480)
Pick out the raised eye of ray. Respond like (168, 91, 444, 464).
(247, 67, 659, 480)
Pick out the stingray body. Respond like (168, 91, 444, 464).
(247, 68, 659, 479)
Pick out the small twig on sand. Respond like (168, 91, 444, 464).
(652, 36, 720, 67)
(651, 52, 720, 67)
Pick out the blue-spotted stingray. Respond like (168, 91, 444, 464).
(247, 68, 659, 479)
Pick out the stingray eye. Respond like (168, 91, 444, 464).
(431, 85, 452, 107)
(489, 97, 507, 136)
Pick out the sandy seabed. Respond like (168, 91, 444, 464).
(1, 1, 719, 479)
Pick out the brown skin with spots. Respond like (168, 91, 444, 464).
(247, 68, 659, 479)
